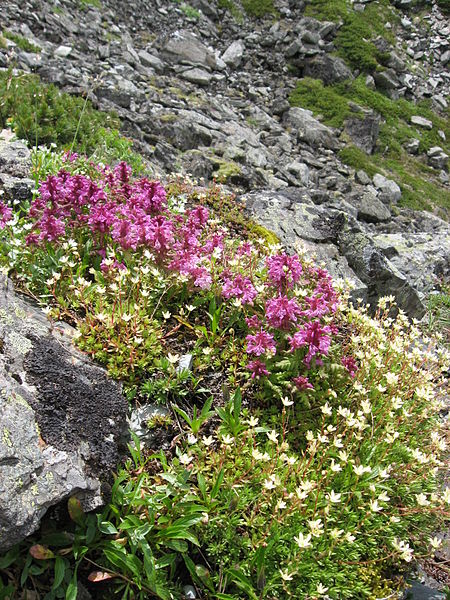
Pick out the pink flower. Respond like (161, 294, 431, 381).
(342, 355, 358, 378)
(289, 321, 332, 365)
(247, 360, 270, 379)
(266, 253, 302, 290)
(221, 273, 258, 305)
(293, 376, 314, 390)
(245, 315, 261, 329)
(0, 201, 12, 228)
(265, 295, 302, 330)
(246, 329, 276, 356)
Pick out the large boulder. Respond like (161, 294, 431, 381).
(303, 54, 353, 84)
(284, 108, 340, 150)
(162, 31, 217, 70)
(0, 276, 128, 552)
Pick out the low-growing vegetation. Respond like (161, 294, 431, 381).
(2, 29, 41, 53)
(0, 150, 448, 599)
(0, 71, 144, 172)
(305, 0, 398, 72)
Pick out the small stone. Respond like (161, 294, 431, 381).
(356, 170, 371, 185)
(181, 68, 212, 85)
(221, 40, 245, 69)
(177, 354, 193, 373)
(411, 115, 433, 130)
(373, 174, 401, 203)
(54, 45, 73, 58)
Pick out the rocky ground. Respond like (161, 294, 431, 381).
(0, 0, 449, 319)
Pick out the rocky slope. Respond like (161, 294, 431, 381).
(0, 0, 449, 316)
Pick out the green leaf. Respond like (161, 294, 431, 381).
(211, 468, 224, 500)
(65, 571, 78, 600)
(197, 473, 206, 500)
(52, 556, 66, 591)
(67, 497, 84, 525)
(0, 546, 20, 568)
(227, 568, 258, 599)
(97, 520, 119, 535)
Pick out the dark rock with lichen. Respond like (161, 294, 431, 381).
(0, 275, 128, 552)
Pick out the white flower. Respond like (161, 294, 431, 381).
(186, 304, 196, 312)
(162, 310, 171, 319)
(378, 491, 390, 502)
(179, 454, 193, 465)
(263, 478, 277, 490)
(386, 372, 399, 386)
(321, 402, 332, 416)
(327, 490, 341, 503)
(429, 536, 442, 550)
(317, 583, 329, 595)
(282, 396, 294, 407)
(369, 500, 382, 512)
(167, 353, 180, 365)
(279, 569, 294, 581)
(294, 532, 312, 549)
(416, 493, 430, 506)
(267, 430, 279, 443)
(330, 460, 342, 473)
(353, 464, 371, 476)
(392, 538, 413, 562)
(308, 519, 323, 537)
(246, 416, 259, 427)
(360, 400, 371, 414)
(330, 528, 344, 539)
(442, 487, 450, 504)
(187, 434, 197, 445)
(221, 434, 234, 445)
(202, 435, 214, 447)
(345, 532, 356, 543)
(338, 450, 349, 463)
(276, 499, 287, 510)
(202, 347, 213, 356)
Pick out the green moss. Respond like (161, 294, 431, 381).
(78, 0, 102, 8)
(338, 145, 377, 177)
(241, 0, 277, 17)
(246, 222, 280, 246)
(305, 0, 398, 72)
(214, 159, 242, 182)
(3, 30, 41, 53)
(217, 0, 244, 21)
(0, 35, 7, 50)
(289, 78, 350, 127)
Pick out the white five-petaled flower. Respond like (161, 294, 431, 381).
(294, 532, 312, 549)
(308, 519, 324, 537)
(321, 402, 332, 416)
(429, 536, 442, 550)
(221, 434, 234, 445)
(353, 464, 371, 476)
(279, 569, 294, 581)
(267, 430, 279, 443)
(317, 583, 329, 595)
(282, 396, 294, 407)
(179, 454, 193, 465)
(202, 435, 214, 447)
(327, 490, 342, 503)
(416, 493, 430, 506)
(369, 500, 382, 512)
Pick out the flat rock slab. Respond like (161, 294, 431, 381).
(0, 276, 128, 551)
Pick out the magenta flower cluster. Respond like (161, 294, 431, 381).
(20, 160, 354, 391)
(0, 201, 12, 229)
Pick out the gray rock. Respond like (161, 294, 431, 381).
(163, 31, 216, 69)
(336, 218, 425, 318)
(356, 170, 371, 185)
(138, 49, 164, 72)
(354, 192, 391, 223)
(128, 404, 170, 447)
(181, 67, 212, 85)
(373, 173, 402, 203)
(221, 40, 245, 68)
(373, 231, 450, 296)
(0, 276, 127, 551)
(427, 147, 448, 170)
(287, 161, 310, 185)
(0, 138, 32, 178)
(344, 113, 380, 154)
(284, 108, 339, 150)
(411, 115, 433, 130)
(373, 69, 400, 90)
(0, 173, 34, 202)
(54, 45, 72, 58)
(303, 54, 352, 84)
